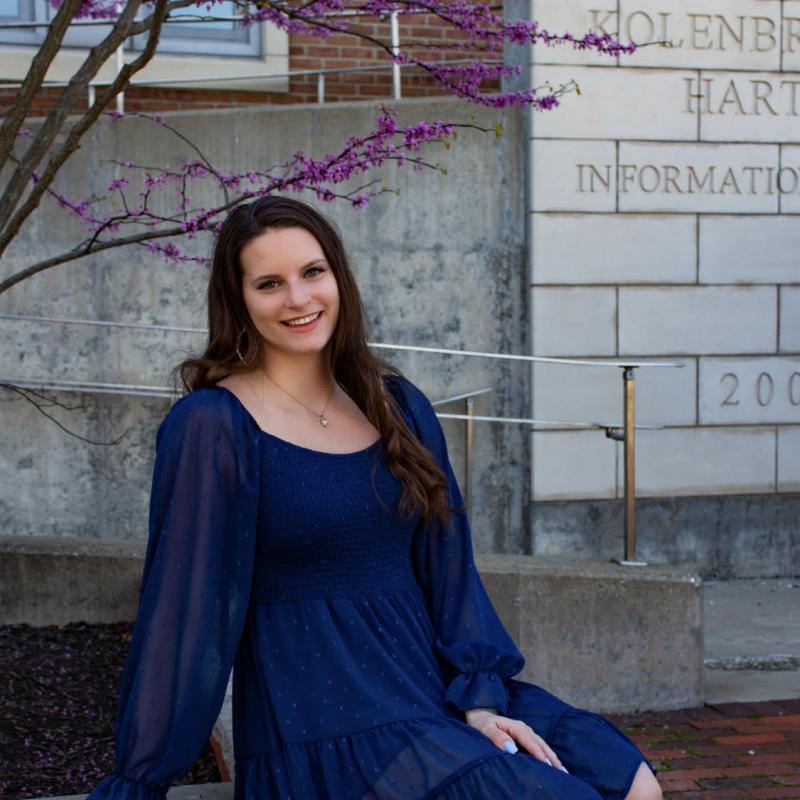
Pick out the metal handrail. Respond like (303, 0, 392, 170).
(0, 373, 664, 430)
(1, 312, 687, 563)
(0, 313, 687, 369)
(430, 387, 493, 406)
(0, 59, 497, 90)
(0, 376, 175, 398)
(431, 386, 493, 518)
(0, 7, 409, 29)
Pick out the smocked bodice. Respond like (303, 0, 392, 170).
(251, 434, 421, 604)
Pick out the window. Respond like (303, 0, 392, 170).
(132, 1, 262, 57)
(0, 2, 288, 91)
(0, 0, 261, 56)
(0, 0, 41, 45)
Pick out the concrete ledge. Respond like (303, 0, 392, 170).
(3, 537, 703, 780)
(476, 553, 704, 714)
(0, 534, 145, 626)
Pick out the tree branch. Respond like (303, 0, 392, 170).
(0, 0, 84, 172)
(0, 0, 146, 244)
(0, 0, 170, 258)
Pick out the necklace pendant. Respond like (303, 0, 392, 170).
(319, 414, 329, 428)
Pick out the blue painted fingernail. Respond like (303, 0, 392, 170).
(545, 757, 553, 767)
(560, 765, 570, 774)
(503, 741, 518, 754)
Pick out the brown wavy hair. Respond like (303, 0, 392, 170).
(171, 194, 460, 530)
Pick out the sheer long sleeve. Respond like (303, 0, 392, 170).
(391, 376, 525, 717)
(87, 389, 260, 800)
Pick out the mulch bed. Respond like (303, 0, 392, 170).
(0, 621, 221, 800)
(2, 620, 798, 799)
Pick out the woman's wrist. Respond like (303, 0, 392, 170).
(464, 706, 499, 723)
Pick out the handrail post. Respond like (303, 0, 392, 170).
(606, 366, 647, 566)
(317, 73, 325, 103)
(623, 366, 638, 562)
(465, 395, 474, 519)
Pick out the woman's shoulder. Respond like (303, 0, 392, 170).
(157, 385, 246, 442)
(381, 373, 437, 430)
(166, 385, 238, 419)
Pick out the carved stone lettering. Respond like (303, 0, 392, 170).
(788, 17, 800, 53)
(753, 16, 777, 52)
(684, 76, 800, 116)
(700, 359, 800, 424)
(720, 80, 747, 113)
(586, 8, 783, 53)
(575, 162, 796, 196)
(689, 13, 714, 50)
(589, 8, 617, 37)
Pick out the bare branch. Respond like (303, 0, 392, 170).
(0, 0, 146, 244)
(0, 0, 84, 172)
(0, 114, 489, 294)
(0, 0, 170, 258)
(0, 223, 193, 294)
(0, 383, 132, 445)
(122, 111, 232, 203)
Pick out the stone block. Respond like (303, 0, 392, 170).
(780, 286, 800, 351)
(781, 145, 800, 212)
(531, 139, 616, 211)
(699, 357, 800, 424)
(532, 213, 696, 284)
(619, 286, 777, 355)
(700, 215, 800, 283)
(698, 72, 800, 143)
(616, 426, 775, 496)
(532, 429, 617, 500)
(530, 0, 623, 67)
(533, 66, 697, 141)
(533, 357, 696, 427)
(617, 142, 780, 213)
(532, 287, 616, 356)
(784, 1, 800, 72)
(617, 0, 782, 71)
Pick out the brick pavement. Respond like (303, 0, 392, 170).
(608, 698, 800, 800)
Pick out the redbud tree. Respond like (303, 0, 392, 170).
(0, 0, 637, 298)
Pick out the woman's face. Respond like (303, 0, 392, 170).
(239, 226, 340, 365)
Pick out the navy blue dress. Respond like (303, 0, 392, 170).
(86, 375, 654, 800)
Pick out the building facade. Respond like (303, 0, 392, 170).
(528, 0, 800, 577)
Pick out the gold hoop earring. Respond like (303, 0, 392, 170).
(235, 328, 250, 365)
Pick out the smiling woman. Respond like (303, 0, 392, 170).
(85, 196, 661, 800)
(238, 227, 340, 360)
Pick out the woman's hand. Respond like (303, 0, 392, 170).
(464, 707, 569, 773)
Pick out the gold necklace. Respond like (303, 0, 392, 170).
(261, 369, 336, 428)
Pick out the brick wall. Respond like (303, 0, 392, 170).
(3, 7, 502, 117)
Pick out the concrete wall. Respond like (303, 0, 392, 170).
(527, 0, 800, 575)
(0, 96, 529, 554)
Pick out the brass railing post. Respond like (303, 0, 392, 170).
(606, 366, 647, 566)
(623, 366, 638, 563)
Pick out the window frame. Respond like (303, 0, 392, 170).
(0, 11, 289, 92)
